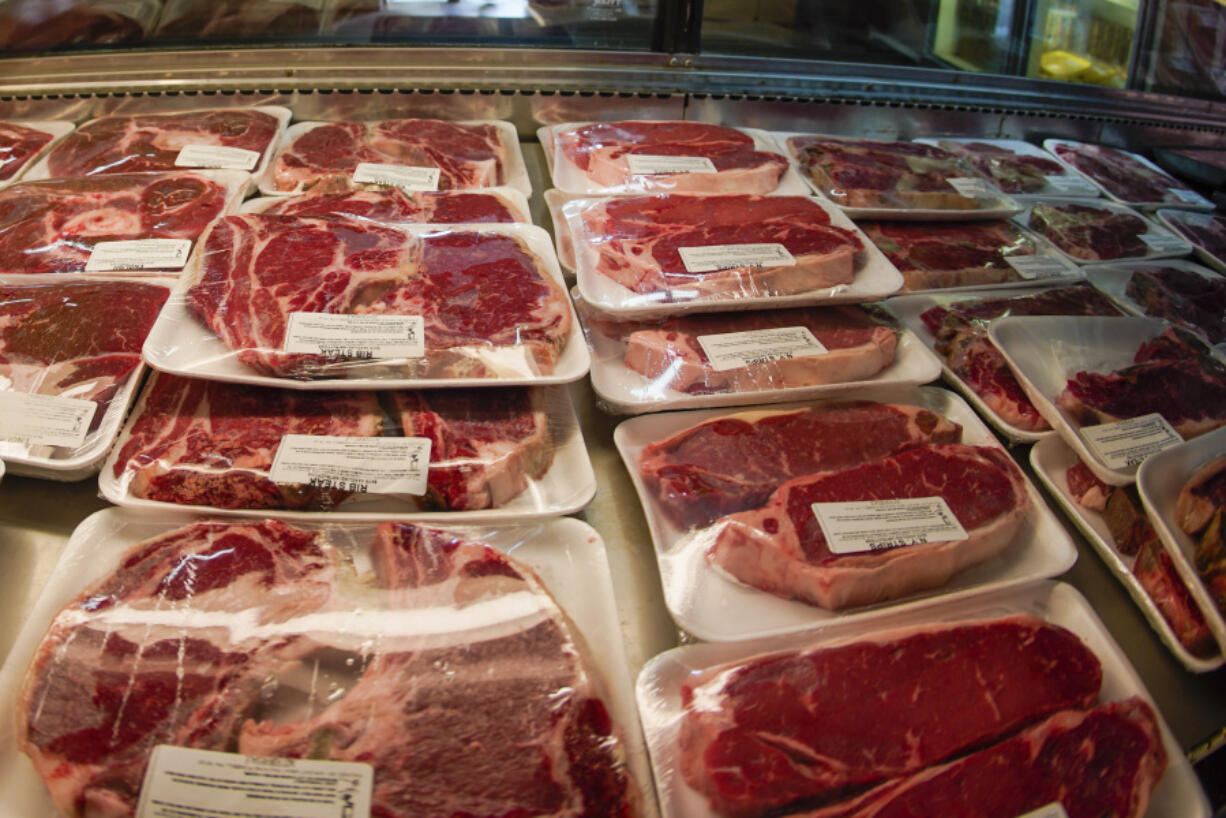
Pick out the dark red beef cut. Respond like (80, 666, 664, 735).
(859, 220, 1036, 290)
(43, 109, 279, 177)
(155, 0, 321, 40)
(0, 0, 148, 51)
(1125, 266, 1226, 344)
(271, 119, 510, 192)
(0, 121, 53, 182)
(112, 372, 383, 509)
(1134, 538, 1218, 658)
(1029, 202, 1152, 261)
(637, 402, 962, 530)
(0, 172, 231, 274)
(255, 188, 521, 223)
(939, 140, 1065, 193)
(187, 214, 571, 379)
(1054, 141, 1196, 204)
(1164, 211, 1226, 260)
(678, 615, 1102, 817)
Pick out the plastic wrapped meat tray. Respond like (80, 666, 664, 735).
(1018, 201, 1193, 265)
(0, 510, 653, 818)
(101, 372, 596, 522)
(1045, 139, 1214, 210)
(1083, 260, 1226, 348)
(142, 218, 590, 388)
(0, 0, 160, 51)
(0, 121, 74, 190)
(913, 137, 1101, 199)
(1156, 209, 1226, 275)
(241, 185, 532, 224)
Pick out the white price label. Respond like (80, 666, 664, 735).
(283, 313, 425, 359)
(813, 496, 969, 555)
(352, 162, 441, 192)
(625, 154, 718, 175)
(85, 239, 192, 272)
(175, 144, 261, 171)
(1080, 413, 1183, 471)
(1004, 253, 1072, 280)
(678, 243, 796, 273)
(0, 392, 96, 449)
(697, 326, 828, 371)
(1140, 232, 1189, 254)
(136, 746, 372, 818)
(946, 177, 996, 198)
(1016, 804, 1070, 818)
(1170, 187, 1209, 205)
(269, 434, 432, 496)
(1043, 174, 1095, 195)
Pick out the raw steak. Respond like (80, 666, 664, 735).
(1067, 461, 1113, 511)
(271, 119, 510, 192)
(1125, 266, 1226, 344)
(0, 0, 148, 50)
(938, 140, 1066, 194)
(155, 0, 321, 39)
(805, 698, 1166, 818)
(0, 172, 232, 274)
(1163, 210, 1226, 261)
(859, 220, 1037, 291)
(639, 402, 962, 530)
(253, 188, 523, 223)
(393, 387, 553, 510)
(573, 194, 863, 296)
(1134, 538, 1218, 658)
(0, 278, 169, 411)
(187, 214, 571, 379)
(1057, 327, 1226, 438)
(1029, 202, 1152, 261)
(1177, 455, 1226, 533)
(615, 306, 897, 393)
(0, 121, 53, 182)
(706, 443, 1029, 609)
(111, 372, 383, 509)
(1053, 141, 1197, 204)
(42, 109, 279, 178)
(554, 121, 788, 194)
(678, 615, 1102, 817)
(786, 136, 985, 210)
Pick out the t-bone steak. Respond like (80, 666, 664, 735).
(111, 372, 383, 510)
(706, 443, 1029, 609)
(252, 187, 523, 223)
(0, 172, 233, 273)
(1053, 141, 1196, 205)
(271, 119, 511, 192)
(572, 194, 863, 297)
(393, 386, 554, 510)
(1029, 202, 1152, 261)
(859, 220, 1039, 291)
(1125, 265, 1226, 345)
(678, 615, 1102, 817)
(0, 121, 53, 182)
(187, 214, 571, 379)
(42, 109, 279, 178)
(553, 121, 788, 194)
(638, 402, 962, 530)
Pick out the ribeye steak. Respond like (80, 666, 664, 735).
(860, 220, 1037, 291)
(1053, 141, 1194, 204)
(1029, 202, 1151, 261)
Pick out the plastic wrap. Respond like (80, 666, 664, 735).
(540, 121, 807, 196)
(914, 137, 1101, 199)
(0, 0, 159, 51)
(143, 217, 589, 387)
(241, 185, 532, 224)
(325, 0, 522, 39)
(1157, 208, 1226, 275)
(559, 193, 903, 316)
(0, 171, 249, 275)
(0, 510, 652, 818)
(1031, 435, 1223, 672)
(1020, 201, 1193, 265)
(612, 387, 1076, 641)
(779, 132, 1020, 218)
(0, 274, 172, 480)
(102, 372, 594, 520)
(635, 580, 1205, 818)
(261, 119, 531, 197)
(1045, 139, 1215, 210)
(0, 121, 74, 189)
(860, 218, 1080, 293)
(1084, 260, 1226, 347)
(885, 284, 1122, 443)
(153, 0, 324, 40)
(576, 295, 941, 414)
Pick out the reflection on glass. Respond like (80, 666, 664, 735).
(1141, 0, 1226, 99)
(1026, 0, 1137, 87)
(931, 0, 1019, 73)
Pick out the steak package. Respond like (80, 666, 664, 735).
(539, 121, 807, 196)
(143, 217, 589, 387)
(0, 121, 74, 189)
(102, 372, 595, 520)
(0, 510, 649, 818)
(1157, 209, 1226, 275)
(154, 0, 324, 40)
(613, 388, 1077, 640)
(262, 119, 531, 196)
(1046, 139, 1214, 210)
(915, 136, 1101, 198)
(0, 274, 172, 480)
(242, 185, 532, 224)
(1084, 260, 1226, 347)
(1024, 201, 1193, 264)
(0, 0, 159, 51)
(635, 581, 1202, 818)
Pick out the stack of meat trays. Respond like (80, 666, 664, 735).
(541, 120, 941, 414)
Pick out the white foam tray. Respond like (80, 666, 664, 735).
(1155, 209, 1226, 276)
(0, 509, 657, 818)
(1030, 435, 1224, 673)
(0, 121, 75, 191)
(1012, 202, 1193, 267)
(258, 119, 531, 198)
(1043, 139, 1215, 211)
(613, 386, 1077, 642)
(1083, 259, 1226, 349)
(240, 184, 532, 224)
(142, 222, 591, 389)
(913, 136, 1102, 200)
(635, 579, 1208, 818)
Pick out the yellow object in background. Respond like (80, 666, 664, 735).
(1040, 49, 1091, 79)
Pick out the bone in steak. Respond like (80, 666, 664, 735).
(678, 615, 1102, 817)
(0, 121, 53, 182)
(806, 698, 1166, 818)
(573, 194, 863, 296)
(187, 214, 571, 379)
(112, 372, 383, 509)
(0, 172, 231, 274)
(253, 187, 523, 223)
(272, 119, 510, 192)
(1162, 211, 1226, 261)
(1053, 141, 1197, 204)
(1057, 327, 1226, 438)
(155, 0, 322, 39)
(393, 387, 553, 510)
(706, 443, 1029, 609)
(554, 121, 788, 194)
(1029, 202, 1152, 261)
(938, 140, 1066, 194)
(859, 220, 1037, 291)
(42, 109, 279, 177)
(1125, 266, 1226, 344)
(639, 402, 962, 530)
